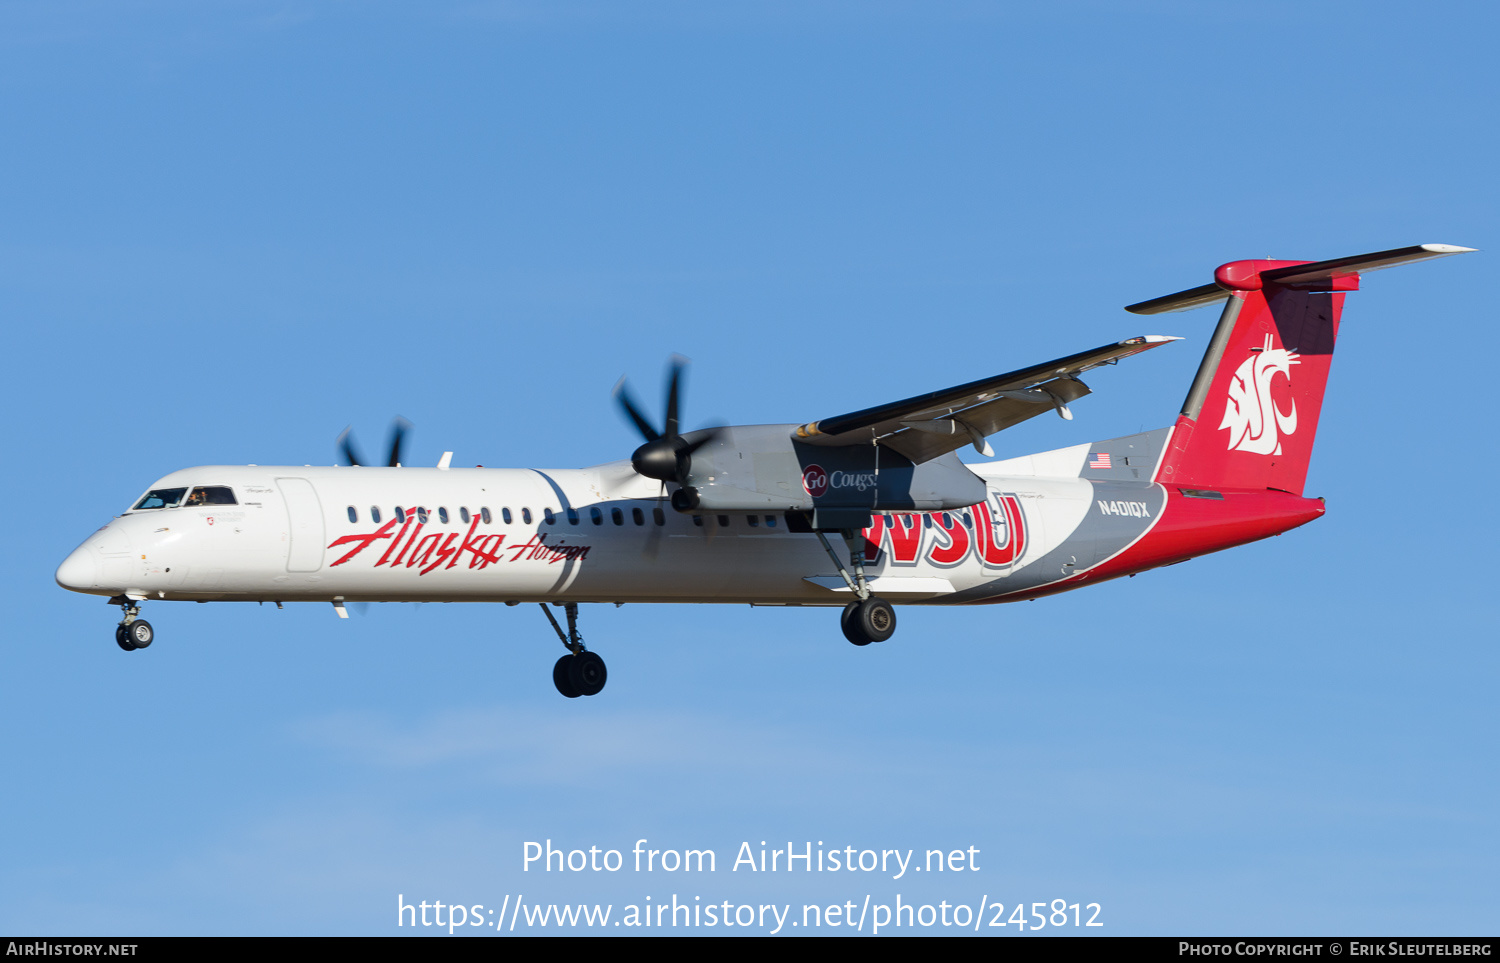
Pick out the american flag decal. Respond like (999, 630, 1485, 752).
(1088, 452, 1112, 469)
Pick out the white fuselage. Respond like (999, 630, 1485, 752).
(56, 460, 1140, 607)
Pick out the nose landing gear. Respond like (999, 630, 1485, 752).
(109, 597, 153, 651)
(540, 603, 607, 698)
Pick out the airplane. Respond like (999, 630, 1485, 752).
(56, 243, 1473, 698)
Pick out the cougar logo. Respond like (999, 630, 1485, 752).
(1221, 335, 1300, 455)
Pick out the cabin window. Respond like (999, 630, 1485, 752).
(765, 515, 777, 527)
(653, 507, 665, 526)
(522, 508, 532, 524)
(501, 507, 511, 524)
(902, 515, 914, 530)
(632, 507, 644, 525)
(371, 506, 382, 523)
(940, 513, 952, 528)
(438, 507, 450, 524)
(962, 511, 972, 529)
(566, 508, 579, 525)
(347, 507, 358, 523)
(395, 507, 406, 523)
(693, 516, 704, 527)
(747, 515, 759, 527)
(544, 508, 556, 525)
(923, 514, 932, 529)
(185, 486, 237, 507)
(460, 507, 470, 524)
(718, 515, 729, 527)
(417, 507, 430, 524)
(590, 507, 603, 525)
(611, 508, 623, 525)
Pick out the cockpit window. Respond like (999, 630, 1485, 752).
(132, 488, 188, 510)
(184, 486, 238, 507)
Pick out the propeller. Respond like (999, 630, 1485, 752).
(614, 357, 722, 511)
(337, 417, 413, 467)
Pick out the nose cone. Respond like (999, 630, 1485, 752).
(56, 545, 99, 593)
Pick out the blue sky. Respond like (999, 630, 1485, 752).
(2, 0, 1495, 936)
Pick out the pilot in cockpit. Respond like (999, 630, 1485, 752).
(185, 489, 208, 507)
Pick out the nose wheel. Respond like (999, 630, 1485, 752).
(116, 619, 154, 650)
(110, 597, 153, 651)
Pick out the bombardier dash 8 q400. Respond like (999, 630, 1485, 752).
(57, 244, 1473, 697)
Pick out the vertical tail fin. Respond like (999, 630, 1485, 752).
(1127, 244, 1473, 495)
(1162, 278, 1344, 495)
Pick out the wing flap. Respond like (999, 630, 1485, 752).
(796, 336, 1178, 462)
(879, 379, 1092, 463)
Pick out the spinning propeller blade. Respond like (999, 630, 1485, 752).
(613, 379, 661, 442)
(386, 417, 412, 467)
(337, 417, 414, 467)
(614, 356, 722, 493)
(336, 426, 363, 467)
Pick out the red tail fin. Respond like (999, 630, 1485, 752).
(1161, 275, 1343, 494)
(1128, 245, 1474, 495)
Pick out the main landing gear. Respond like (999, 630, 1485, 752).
(540, 602, 607, 698)
(815, 528, 898, 647)
(841, 597, 896, 646)
(109, 596, 154, 652)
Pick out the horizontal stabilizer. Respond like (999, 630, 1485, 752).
(1126, 243, 1475, 315)
(1124, 282, 1229, 316)
(1261, 243, 1476, 285)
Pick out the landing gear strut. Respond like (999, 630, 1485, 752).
(110, 597, 153, 652)
(540, 603, 607, 698)
(816, 528, 898, 646)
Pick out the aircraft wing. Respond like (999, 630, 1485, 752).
(794, 335, 1179, 463)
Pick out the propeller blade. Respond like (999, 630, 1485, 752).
(680, 426, 724, 457)
(614, 378, 661, 442)
(337, 427, 364, 467)
(386, 417, 412, 467)
(664, 356, 686, 439)
(674, 426, 726, 487)
(619, 355, 716, 492)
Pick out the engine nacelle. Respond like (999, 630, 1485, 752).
(676, 424, 988, 517)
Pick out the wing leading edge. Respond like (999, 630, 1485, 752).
(794, 335, 1180, 464)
